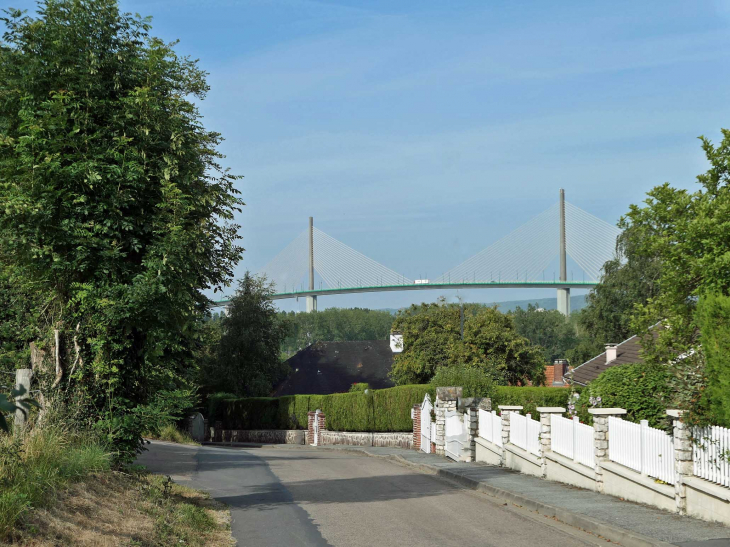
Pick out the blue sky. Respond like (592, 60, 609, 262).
(12, 0, 730, 310)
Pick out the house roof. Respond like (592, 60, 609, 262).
(272, 340, 395, 396)
(568, 334, 644, 386)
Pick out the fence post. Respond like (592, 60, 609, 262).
(668, 410, 691, 515)
(435, 387, 462, 457)
(412, 404, 421, 451)
(537, 407, 565, 478)
(588, 408, 627, 493)
(640, 419, 650, 476)
(498, 405, 523, 465)
(13, 369, 32, 435)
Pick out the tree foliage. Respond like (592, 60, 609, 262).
(511, 304, 580, 364)
(696, 293, 730, 427)
(578, 226, 662, 353)
(279, 308, 394, 357)
(0, 1, 242, 461)
(616, 130, 730, 414)
(389, 301, 545, 386)
(202, 274, 289, 398)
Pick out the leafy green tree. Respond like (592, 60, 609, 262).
(0, 1, 242, 460)
(511, 304, 579, 364)
(389, 301, 545, 386)
(620, 131, 730, 411)
(204, 273, 289, 397)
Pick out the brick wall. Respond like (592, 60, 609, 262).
(412, 404, 421, 451)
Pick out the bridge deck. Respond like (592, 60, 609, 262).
(213, 281, 596, 305)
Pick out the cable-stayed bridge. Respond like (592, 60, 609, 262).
(219, 190, 620, 316)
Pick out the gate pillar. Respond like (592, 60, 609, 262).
(435, 387, 462, 457)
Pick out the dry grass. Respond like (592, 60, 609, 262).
(11, 472, 233, 546)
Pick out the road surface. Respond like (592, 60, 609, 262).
(137, 442, 611, 547)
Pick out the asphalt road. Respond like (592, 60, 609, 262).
(137, 442, 612, 547)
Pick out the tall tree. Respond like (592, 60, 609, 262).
(620, 130, 730, 413)
(206, 274, 289, 397)
(0, 1, 242, 457)
(389, 301, 545, 386)
(511, 304, 579, 364)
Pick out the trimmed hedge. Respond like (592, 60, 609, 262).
(491, 386, 578, 417)
(208, 385, 432, 432)
(208, 384, 577, 432)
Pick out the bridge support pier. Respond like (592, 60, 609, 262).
(557, 288, 570, 316)
(306, 295, 317, 312)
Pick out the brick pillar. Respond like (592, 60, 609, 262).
(537, 407, 565, 477)
(588, 408, 626, 493)
(214, 421, 223, 443)
(203, 419, 210, 442)
(462, 407, 478, 462)
(668, 410, 692, 514)
(412, 404, 421, 451)
(435, 387, 462, 456)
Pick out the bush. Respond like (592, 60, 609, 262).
(208, 385, 432, 432)
(491, 386, 578, 417)
(348, 383, 370, 393)
(579, 364, 670, 428)
(697, 293, 730, 427)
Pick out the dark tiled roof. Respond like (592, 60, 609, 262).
(568, 335, 645, 386)
(272, 340, 395, 396)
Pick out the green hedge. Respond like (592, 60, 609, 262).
(697, 293, 730, 428)
(208, 385, 432, 432)
(207, 384, 577, 432)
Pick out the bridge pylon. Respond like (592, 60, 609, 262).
(557, 189, 570, 316)
(306, 216, 317, 312)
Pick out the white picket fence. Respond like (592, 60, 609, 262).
(608, 417, 676, 484)
(551, 415, 595, 468)
(510, 412, 541, 456)
(693, 425, 730, 488)
(478, 409, 502, 447)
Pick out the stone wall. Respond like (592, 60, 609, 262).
(320, 431, 413, 449)
(216, 429, 305, 444)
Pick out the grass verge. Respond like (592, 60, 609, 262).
(14, 471, 232, 546)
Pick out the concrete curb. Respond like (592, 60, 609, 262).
(318, 446, 676, 547)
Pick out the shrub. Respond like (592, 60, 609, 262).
(491, 386, 577, 417)
(348, 383, 370, 393)
(581, 364, 670, 428)
(430, 365, 496, 398)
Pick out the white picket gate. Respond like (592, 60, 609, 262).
(445, 410, 467, 461)
(510, 412, 541, 456)
(693, 425, 730, 488)
(478, 409, 502, 447)
(420, 395, 433, 454)
(608, 416, 676, 484)
(551, 415, 595, 468)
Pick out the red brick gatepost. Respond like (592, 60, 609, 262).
(307, 411, 316, 445)
(412, 404, 421, 451)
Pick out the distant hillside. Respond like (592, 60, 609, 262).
(377, 294, 587, 315)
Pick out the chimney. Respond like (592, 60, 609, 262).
(605, 344, 618, 364)
(552, 359, 568, 385)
